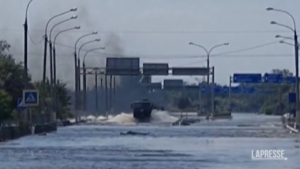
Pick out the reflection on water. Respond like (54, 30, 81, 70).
(0, 113, 299, 169)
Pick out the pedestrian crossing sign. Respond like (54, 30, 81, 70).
(22, 89, 39, 106)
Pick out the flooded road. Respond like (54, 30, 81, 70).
(0, 113, 299, 169)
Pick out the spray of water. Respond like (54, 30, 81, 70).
(83, 110, 178, 125)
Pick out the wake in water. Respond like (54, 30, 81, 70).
(84, 110, 178, 125)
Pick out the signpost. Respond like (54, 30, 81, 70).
(230, 87, 242, 94)
(172, 67, 210, 75)
(143, 63, 169, 75)
(286, 76, 298, 84)
(146, 82, 162, 90)
(106, 57, 140, 75)
(163, 79, 183, 90)
(22, 90, 39, 106)
(17, 98, 26, 110)
(233, 73, 262, 83)
(289, 92, 296, 103)
(264, 73, 283, 83)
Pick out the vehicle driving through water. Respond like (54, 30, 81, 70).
(131, 99, 164, 122)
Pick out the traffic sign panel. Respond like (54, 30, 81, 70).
(285, 76, 299, 84)
(22, 90, 39, 106)
(264, 73, 283, 83)
(230, 87, 242, 94)
(106, 57, 140, 75)
(222, 86, 229, 93)
(214, 86, 223, 94)
(289, 92, 296, 103)
(233, 73, 262, 83)
(146, 82, 162, 90)
(17, 98, 26, 110)
(172, 67, 210, 75)
(143, 63, 169, 75)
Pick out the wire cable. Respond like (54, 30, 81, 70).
(0, 28, 295, 34)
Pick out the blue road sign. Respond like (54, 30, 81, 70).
(22, 90, 39, 106)
(222, 86, 229, 93)
(230, 87, 242, 94)
(288, 92, 296, 103)
(242, 87, 255, 94)
(17, 98, 26, 110)
(201, 86, 207, 93)
(285, 76, 299, 84)
(214, 87, 223, 94)
(264, 73, 283, 83)
(233, 73, 262, 83)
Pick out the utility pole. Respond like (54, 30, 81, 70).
(109, 75, 112, 113)
(100, 78, 103, 115)
(95, 72, 98, 112)
(105, 75, 108, 117)
(83, 62, 87, 111)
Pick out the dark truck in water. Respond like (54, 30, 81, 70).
(131, 99, 164, 121)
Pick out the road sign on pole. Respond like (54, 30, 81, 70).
(172, 67, 210, 75)
(233, 73, 262, 83)
(223, 86, 229, 93)
(289, 92, 296, 103)
(285, 76, 299, 84)
(143, 63, 169, 75)
(264, 73, 283, 83)
(17, 98, 26, 110)
(22, 90, 39, 106)
(163, 79, 183, 90)
(230, 87, 242, 94)
(106, 57, 140, 75)
(214, 86, 223, 94)
(146, 82, 162, 90)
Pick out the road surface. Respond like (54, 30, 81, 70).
(0, 113, 299, 169)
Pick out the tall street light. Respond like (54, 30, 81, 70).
(42, 7, 77, 116)
(24, 0, 33, 86)
(77, 39, 101, 112)
(48, 15, 77, 119)
(267, 7, 300, 127)
(189, 42, 229, 114)
(74, 32, 98, 113)
(52, 26, 80, 115)
(279, 40, 299, 47)
(82, 47, 105, 111)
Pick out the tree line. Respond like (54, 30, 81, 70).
(0, 40, 72, 123)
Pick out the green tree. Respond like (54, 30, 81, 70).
(0, 90, 13, 122)
(34, 79, 72, 120)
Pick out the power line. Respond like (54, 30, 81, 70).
(0, 28, 294, 34)
(9, 52, 294, 58)
(24, 35, 291, 58)
(52, 40, 287, 58)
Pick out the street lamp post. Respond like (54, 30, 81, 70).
(74, 32, 98, 116)
(77, 39, 101, 113)
(189, 42, 229, 116)
(24, 0, 33, 84)
(267, 7, 300, 127)
(48, 15, 77, 120)
(82, 47, 105, 111)
(52, 26, 80, 116)
(42, 7, 77, 117)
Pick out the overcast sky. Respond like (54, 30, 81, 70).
(0, 0, 298, 88)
